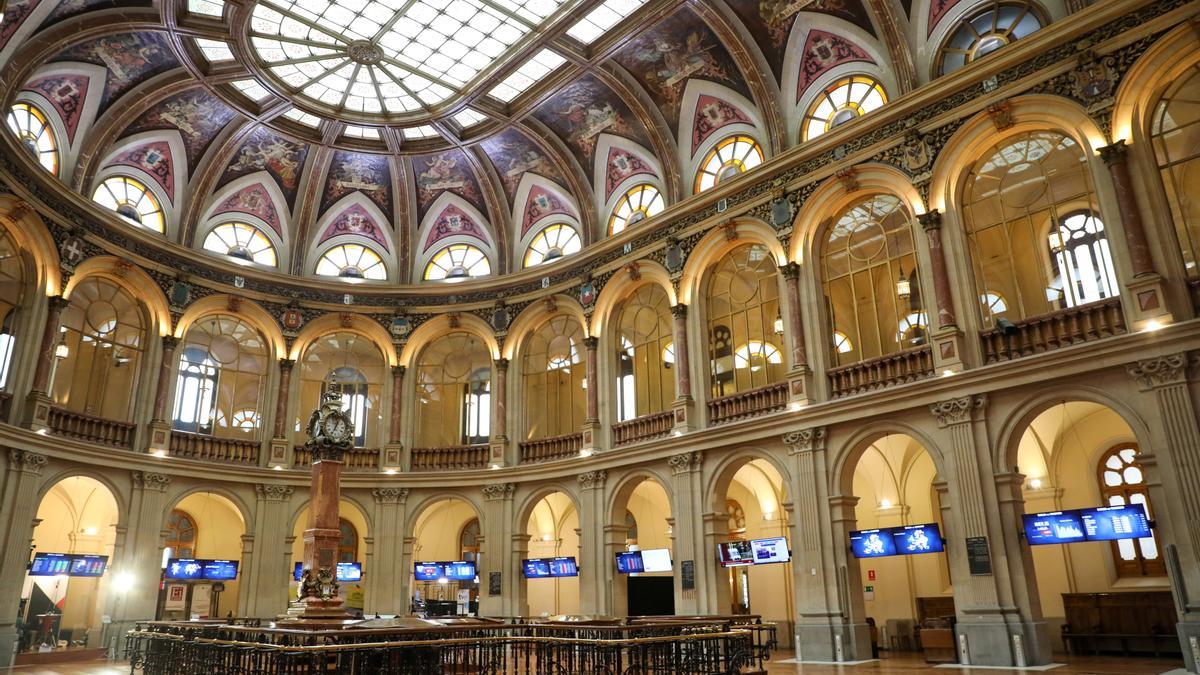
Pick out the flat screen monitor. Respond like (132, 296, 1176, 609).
(68, 555, 108, 577)
(1023, 511, 1087, 545)
(337, 562, 363, 582)
(414, 562, 443, 581)
(750, 537, 791, 565)
(443, 561, 476, 581)
(717, 540, 755, 567)
(200, 560, 239, 581)
(29, 553, 72, 576)
(850, 529, 899, 558)
(640, 548, 672, 573)
(522, 559, 551, 578)
(164, 558, 204, 580)
(891, 524, 944, 555)
(1080, 503, 1152, 541)
(547, 557, 578, 578)
(615, 551, 643, 574)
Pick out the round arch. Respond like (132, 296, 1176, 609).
(679, 218, 787, 305)
(504, 295, 589, 361)
(590, 260, 676, 338)
(400, 313, 499, 367)
(0, 195, 61, 295)
(164, 485, 254, 533)
(173, 295, 288, 360)
(1111, 24, 1200, 144)
(514, 483, 583, 534)
(704, 447, 793, 515)
(403, 492, 486, 539)
(62, 256, 171, 335)
(606, 468, 676, 526)
(289, 312, 398, 366)
(830, 421, 949, 496)
(35, 469, 128, 525)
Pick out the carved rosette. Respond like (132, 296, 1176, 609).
(1126, 353, 1189, 391)
(929, 395, 987, 427)
(577, 470, 607, 490)
(482, 483, 515, 501)
(256, 484, 295, 501)
(8, 449, 47, 475)
(372, 487, 409, 504)
(131, 471, 172, 492)
(782, 427, 826, 454)
(668, 451, 703, 475)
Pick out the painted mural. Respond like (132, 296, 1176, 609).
(1, 0, 43, 51)
(105, 140, 174, 202)
(796, 29, 874, 97)
(424, 203, 488, 252)
(479, 128, 561, 201)
(533, 75, 654, 176)
(411, 149, 485, 218)
(40, 0, 152, 29)
(219, 126, 309, 205)
(25, 74, 89, 144)
(691, 95, 753, 154)
(52, 32, 177, 110)
(321, 151, 392, 219)
(521, 185, 575, 237)
(212, 182, 283, 235)
(124, 88, 237, 169)
(604, 145, 657, 201)
(726, 0, 876, 78)
(613, 8, 748, 128)
(928, 0, 966, 34)
(320, 203, 389, 250)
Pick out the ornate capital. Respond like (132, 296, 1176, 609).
(47, 295, 70, 313)
(929, 395, 987, 427)
(1098, 139, 1128, 166)
(668, 450, 702, 475)
(1126, 353, 1189, 390)
(778, 261, 800, 280)
(132, 471, 172, 492)
(577, 470, 607, 490)
(482, 482, 515, 501)
(670, 303, 688, 319)
(161, 335, 180, 352)
(583, 336, 599, 350)
(392, 364, 407, 379)
(8, 449, 47, 475)
(279, 358, 296, 373)
(782, 427, 826, 455)
(256, 483, 295, 501)
(372, 487, 409, 504)
(918, 209, 942, 231)
(494, 358, 509, 373)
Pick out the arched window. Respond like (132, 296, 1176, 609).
(414, 332, 492, 447)
(424, 243, 491, 281)
(694, 135, 763, 194)
(733, 340, 783, 370)
(1098, 445, 1164, 577)
(202, 222, 278, 267)
(706, 244, 783, 397)
(0, 228, 26, 390)
(802, 76, 887, 141)
(92, 176, 165, 233)
(609, 184, 665, 235)
(172, 315, 268, 439)
(164, 509, 198, 559)
(298, 332, 385, 447)
(315, 243, 387, 280)
(52, 277, 146, 421)
(821, 195, 926, 366)
(7, 102, 58, 174)
(963, 131, 1116, 327)
(524, 224, 581, 267)
(615, 284, 675, 421)
(1151, 63, 1200, 280)
(936, 1, 1043, 76)
(726, 499, 747, 538)
(522, 315, 585, 440)
(338, 518, 358, 563)
(460, 518, 481, 561)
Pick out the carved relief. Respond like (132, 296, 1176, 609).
(929, 395, 987, 427)
(482, 483, 515, 501)
(256, 483, 295, 501)
(1126, 353, 1189, 390)
(668, 450, 703, 475)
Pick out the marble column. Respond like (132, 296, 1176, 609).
(368, 488, 409, 615)
(146, 336, 179, 454)
(576, 471, 606, 614)
(669, 304, 692, 401)
(919, 211, 957, 329)
(268, 359, 295, 466)
(778, 263, 808, 369)
(1099, 141, 1155, 277)
(0, 450, 47, 666)
(384, 367, 405, 469)
(583, 337, 599, 422)
(106, 471, 172, 657)
(23, 296, 68, 431)
(490, 360, 509, 466)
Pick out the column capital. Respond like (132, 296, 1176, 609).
(1126, 352, 1190, 390)
(255, 483, 295, 501)
(372, 487, 409, 504)
(782, 427, 826, 455)
(131, 471, 172, 492)
(391, 364, 407, 378)
(577, 470, 607, 490)
(918, 209, 942, 231)
(161, 335, 180, 351)
(494, 358, 509, 372)
(668, 450, 702, 475)
(929, 394, 987, 427)
(8, 448, 48, 475)
(778, 261, 801, 280)
(670, 303, 688, 319)
(1097, 139, 1128, 166)
(279, 357, 296, 372)
(47, 295, 70, 312)
(583, 336, 599, 350)
(482, 482, 515, 501)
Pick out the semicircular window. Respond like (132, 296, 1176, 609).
(92, 176, 165, 233)
(937, 1, 1043, 76)
(6, 103, 58, 174)
(609, 184, 665, 235)
(695, 135, 763, 194)
(316, 243, 387, 280)
(802, 76, 887, 141)
(425, 243, 491, 282)
(203, 222, 278, 267)
(524, 223, 581, 268)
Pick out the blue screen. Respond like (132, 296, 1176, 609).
(548, 557, 578, 578)
(165, 558, 205, 580)
(1080, 504, 1152, 541)
(29, 553, 72, 576)
(444, 561, 476, 581)
(892, 524, 944, 555)
(202, 560, 239, 580)
(615, 551, 644, 574)
(1023, 511, 1087, 545)
(750, 537, 791, 564)
(414, 562, 442, 581)
(337, 562, 363, 582)
(849, 529, 899, 558)
(69, 555, 108, 577)
(523, 559, 551, 578)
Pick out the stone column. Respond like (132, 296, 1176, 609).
(603, 523, 631, 615)
(1099, 141, 1155, 277)
(367, 488, 409, 615)
(106, 471, 172, 657)
(22, 295, 69, 431)
(576, 470, 606, 614)
(399, 536, 416, 614)
(479, 483, 515, 616)
(778, 263, 812, 404)
(670, 305, 696, 432)
(511, 533, 531, 616)
(581, 337, 601, 453)
(701, 510, 733, 614)
(383, 366, 405, 470)
(490, 360, 509, 467)
(146, 336, 179, 454)
(268, 359, 295, 467)
(828, 494, 873, 661)
(1126, 354, 1200, 671)
(920, 211, 966, 373)
(668, 451, 709, 613)
(0, 450, 47, 665)
(241, 484, 295, 617)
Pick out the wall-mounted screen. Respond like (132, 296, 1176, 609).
(717, 541, 755, 567)
(850, 529, 898, 558)
(164, 558, 205, 580)
(523, 559, 551, 578)
(524, 557, 578, 578)
(640, 548, 672, 573)
(443, 561, 476, 581)
(891, 524, 944, 555)
(750, 537, 791, 564)
(337, 562, 363, 582)
(1023, 511, 1086, 545)
(547, 557, 578, 577)
(201, 560, 239, 580)
(29, 553, 72, 576)
(68, 555, 109, 577)
(414, 562, 442, 581)
(615, 551, 643, 574)
(1080, 503, 1152, 541)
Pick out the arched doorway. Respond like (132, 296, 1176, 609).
(608, 476, 674, 616)
(157, 492, 245, 620)
(522, 491, 580, 617)
(410, 498, 481, 617)
(290, 500, 370, 618)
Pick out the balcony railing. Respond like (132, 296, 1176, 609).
(612, 411, 674, 446)
(829, 345, 934, 398)
(708, 381, 789, 425)
(292, 446, 380, 471)
(410, 444, 489, 471)
(47, 406, 134, 448)
(519, 433, 583, 463)
(980, 299, 1126, 364)
(169, 431, 258, 465)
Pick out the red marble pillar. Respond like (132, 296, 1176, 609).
(778, 263, 808, 369)
(29, 296, 69, 395)
(151, 336, 180, 422)
(493, 358, 508, 439)
(389, 365, 405, 444)
(273, 359, 295, 439)
(583, 337, 599, 422)
(670, 304, 691, 400)
(1099, 141, 1156, 277)
(919, 211, 958, 329)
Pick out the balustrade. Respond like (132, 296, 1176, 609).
(169, 432, 259, 465)
(292, 446, 380, 471)
(47, 406, 134, 448)
(980, 299, 1126, 363)
(708, 381, 790, 425)
(410, 444, 489, 471)
(519, 433, 582, 463)
(828, 346, 934, 398)
(612, 411, 674, 446)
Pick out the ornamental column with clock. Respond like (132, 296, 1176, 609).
(283, 390, 356, 624)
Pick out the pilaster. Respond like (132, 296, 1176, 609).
(241, 483, 295, 617)
(480, 483, 515, 616)
(667, 451, 708, 613)
(106, 471, 172, 657)
(576, 470, 607, 614)
(368, 487, 409, 614)
(0, 450, 47, 665)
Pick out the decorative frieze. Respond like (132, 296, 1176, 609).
(256, 483, 295, 501)
(1127, 353, 1190, 390)
(372, 488, 409, 504)
(930, 395, 987, 427)
(132, 471, 172, 492)
(668, 451, 703, 475)
(782, 427, 826, 455)
(482, 483, 515, 501)
(577, 470, 607, 490)
(8, 449, 47, 475)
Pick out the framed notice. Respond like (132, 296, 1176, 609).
(191, 583, 212, 617)
(680, 560, 695, 590)
(965, 536, 992, 576)
(488, 571, 502, 596)
(164, 584, 187, 611)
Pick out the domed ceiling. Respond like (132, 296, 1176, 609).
(0, 0, 1062, 284)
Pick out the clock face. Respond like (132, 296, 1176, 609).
(323, 415, 349, 442)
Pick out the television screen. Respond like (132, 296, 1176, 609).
(717, 540, 755, 567)
(337, 562, 363, 582)
(640, 548, 672, 573)
(523, 559, 551, 578)
(1023, 511, 1087, 545)
(750, 537, 790, 564)
(548, 557, 578, 578)
(200, 560, 239, 580)
(891, 524, 944, 555)
(850, 529, 899, 558)
(414, 562, 443, 581)
(68, 555, 108, 577)
(29, 553, 72, 576)
(1080, 503, 1152, 541)
(615, 551, 643, 574)
(443, 561, 476, 581)
(165, 558, 205, 580)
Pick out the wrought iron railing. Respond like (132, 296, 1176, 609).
(707, 382, 789, 425)
(169, 432, 258, 465)
(291, 446, 380, 471)
(518, 432, 583, 463)
(828, 345, 934, 398)
(410, 444, 489, 471)
(612, 410, 674, 446)
(47, 406, 134, 448)
(980, 299, 1126, 363)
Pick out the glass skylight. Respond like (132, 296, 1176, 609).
(283, 107, 322, 126)
(194, 38, 234, 62)
(248, 0, 571, 118)
(188, 0, 225, 16)
(488, 48, 564, 102)
(232, 79, 272, 102)
(453, 108, 486, 127)
(403, 125, 438, 139)
(343, 125, 380, 139)
(566, 0, 645, 44)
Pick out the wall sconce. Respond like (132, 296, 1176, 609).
(896, 269, 911, 301)
(54, 340, 69, 359)
(773, 311, 784, 335)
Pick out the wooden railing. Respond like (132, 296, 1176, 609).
(980, 299, 1126, 363)
(169, 431, 258, 465)
(612, 411, 674, 446)
(410, 444, 489, 471)
(292, 446, 380, 471)
(708, 381, 789, 425)
(829, 345, 934, 398)
(519, 433, 583, 463)
(47, 406, 134, 448)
